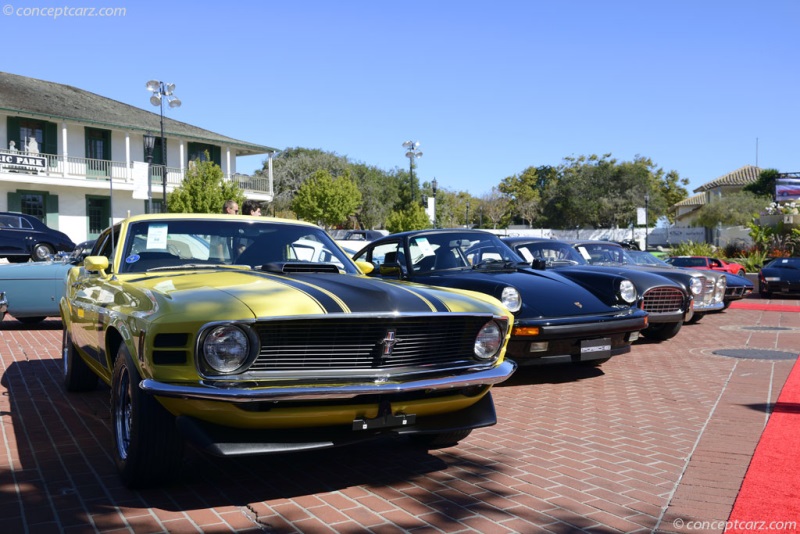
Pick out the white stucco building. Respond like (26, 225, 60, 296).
(0, 72, 276, 244)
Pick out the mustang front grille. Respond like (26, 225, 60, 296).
(249, 316, 495, 371)
(642, 287, 685, 314)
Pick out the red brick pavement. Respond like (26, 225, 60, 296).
(0, 296, 798, 533)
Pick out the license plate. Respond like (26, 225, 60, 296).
(580, 338, 611, 359)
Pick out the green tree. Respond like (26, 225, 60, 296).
(168, 156, 243, 213)
(479, 187, 510, 229)
(693, 191, 768, 228)
(385, 204, 431, 233)
(262, 147, 350, 217)
(743, 168, 780, 198)
(499, 166, 541, 227)
(290, 170, 362, 228)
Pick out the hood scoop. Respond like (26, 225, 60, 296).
(259, 262, 340, 274)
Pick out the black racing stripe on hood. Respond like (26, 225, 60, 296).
(261, 272, 450, 313)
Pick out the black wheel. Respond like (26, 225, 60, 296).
(32, 243, 54, 262)
(111, 344, 183, 488)
(17, 316, 47, 324)
(686, 313, 703, 325)
(641, 321, 682, 341)
(736, 270, 746, 277)
(62, 330, 98, 391)
(410, 429, 472, 449)
(759, 282, 772, 298)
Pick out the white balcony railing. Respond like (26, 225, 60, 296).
(0, 150, 272, 196)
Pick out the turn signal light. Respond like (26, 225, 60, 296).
(512, 326, 541, 336)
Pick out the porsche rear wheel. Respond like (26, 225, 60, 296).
(62, 330, 97, 392)
(111, 345, 183, 488)
(641, 321, 682, 341)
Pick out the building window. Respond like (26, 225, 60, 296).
(86, 127, 112, 177)
(86, 196, 110, 237)
(188, 142, 221, 166)
(6, 117, 58, 162)
(20, 193, 45, 221)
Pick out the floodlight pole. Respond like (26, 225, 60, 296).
(402, 140, 422, 203)
(147, 80, 181, 212)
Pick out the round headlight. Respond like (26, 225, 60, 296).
(689, 277, 703, 296)
(474, 321, 503, 360)
(501, 286, 522, 313)
(618, 279, 637, 304)
(714, 276, 726, 302)
(202, 325, 250, 373)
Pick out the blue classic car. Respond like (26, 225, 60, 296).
(0, 255, 75, 323)
(353, 229, 649, 367)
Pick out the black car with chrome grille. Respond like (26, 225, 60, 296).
(502, 237, 692, 341)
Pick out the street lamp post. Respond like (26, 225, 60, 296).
(431, 177, 438, 228)
(465, 201, 470, 228)
(402, 140, 422, 203)
(146, 80, 181, 212)
(644, 193, 650, 251)
(143, 133, 155, 213)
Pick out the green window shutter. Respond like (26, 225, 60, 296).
(45, 121, 58, 167)
(7, 191, 21, 212)
(6, 117, 20, 149)
(212, 145, 221, 166)
(103, 129, 111, 160)
(44, 121, 58, 155)
(46, 194, 59, 229)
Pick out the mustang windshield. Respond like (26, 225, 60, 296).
(120, 219, 358, 274)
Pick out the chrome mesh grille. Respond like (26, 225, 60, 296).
(249, 316, 492, 371)
(726, 286, 746, 297)
(642, 287, 685, 314)
(697, 276, 714, 305)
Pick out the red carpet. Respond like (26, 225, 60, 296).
(728, 301, 800, 312)
(724, 356, 800, 534)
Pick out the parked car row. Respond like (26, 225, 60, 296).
(0, 214, 781, 490)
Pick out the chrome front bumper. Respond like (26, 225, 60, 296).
(140, 360, 517, 402)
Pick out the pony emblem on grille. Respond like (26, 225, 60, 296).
(381, 330, 401, 356)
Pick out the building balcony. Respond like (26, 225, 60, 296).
(0, 149, 273, 201)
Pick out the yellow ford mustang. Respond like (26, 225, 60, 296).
(61, 214, 515, 488)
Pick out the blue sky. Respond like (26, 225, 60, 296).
(3, 0, 798, 198)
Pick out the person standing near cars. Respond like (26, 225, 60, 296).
(241, 200, 261, 216)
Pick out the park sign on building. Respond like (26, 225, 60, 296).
(0, 152, 47, 171)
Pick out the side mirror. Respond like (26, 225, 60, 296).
(379, 261, 406, 279)
(530, 259, 547, 270)
(84, 256, 110, 276)
(355, 260, 375, 275)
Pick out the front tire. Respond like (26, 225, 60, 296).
(62, 330, 97, 392)
(111, 345, 184, 488)
(641, 321, 682, 341)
